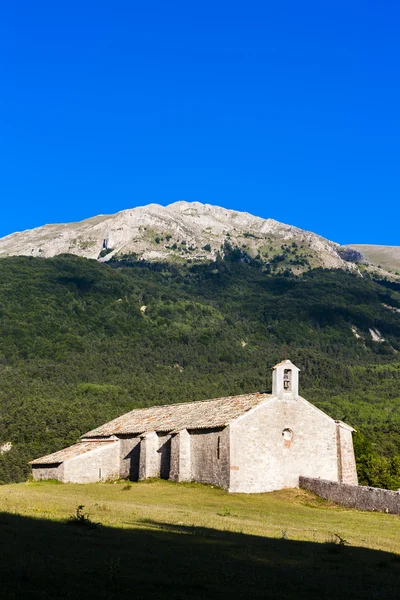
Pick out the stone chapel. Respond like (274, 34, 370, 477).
(30, 360, 358, 492)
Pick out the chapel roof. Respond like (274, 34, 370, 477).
(82, 392, 271, 438)
(272, 359, 300, 369)
(29, 439, 118, 465)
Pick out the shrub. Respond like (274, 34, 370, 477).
(67, 505, 98, 528)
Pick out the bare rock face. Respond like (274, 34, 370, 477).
(0, 201, 358, 273)
(337, 247, 366, 264)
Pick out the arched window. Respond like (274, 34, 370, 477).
(283, 369, 292, 391)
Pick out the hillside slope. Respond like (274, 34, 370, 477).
(1, 255, 400, 485)
(347, 244, 400, 274)
(0, 201, 357, 273)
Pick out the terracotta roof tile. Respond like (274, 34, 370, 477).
(83, 393, 271, 438)
(29, 439, 118, 465)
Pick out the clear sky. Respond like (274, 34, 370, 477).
(1, 1, 399, 244)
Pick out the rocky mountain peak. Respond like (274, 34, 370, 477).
(0, 201, 387, 275)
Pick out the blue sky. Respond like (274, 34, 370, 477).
(1, 1, 399, 244)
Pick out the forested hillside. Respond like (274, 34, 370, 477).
(1, 255, 400, 487)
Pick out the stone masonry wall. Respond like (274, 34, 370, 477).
(63, 442, 120, 483)
(32, 463, 64, 481)
(139, 432, 159, 479)
(190, 427, 229, 489)
(337, 425, 358, 485)
(139, 432, 172, 480)
(300, 476, 400, 514)
(229, 397, 340, 493)
(118, 435, 141, 480)
(169, 429, 191, 482)
(169, 433, 180, 482)
(157, 433, 172, 479)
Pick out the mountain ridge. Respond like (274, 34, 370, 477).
(0, 201, 354, 273)
(1, 201, 398, 277)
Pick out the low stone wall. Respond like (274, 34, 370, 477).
(300, 476, 400, 515)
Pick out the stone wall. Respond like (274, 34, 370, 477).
(139, 432, 172, 480)
(32, 463, 64, 481)
(190, 427, 229, 489)
(118, 435, 141, 480)
(63, 441, 120, 483)
(169, 429, 191, 482)
(139, 432, 159, 479)
(229, 396, 341, 493)
(300, 476, 400, 515)
(337, 424, 358, 485)
(157, 433, 172, 479)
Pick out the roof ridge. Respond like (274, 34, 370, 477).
(120, 392, 268, 414)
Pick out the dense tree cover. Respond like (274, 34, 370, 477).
(0, 255, 400, 487)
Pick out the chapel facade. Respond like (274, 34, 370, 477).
(30, 360, 358, 492)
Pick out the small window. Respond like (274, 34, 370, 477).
(282, 428, 293, 441)
(283, 369, 292, 391)
(217, 436, 221, 460)
(99, 468, 102, 480)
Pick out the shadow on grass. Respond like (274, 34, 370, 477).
(0, 512, 399, 599)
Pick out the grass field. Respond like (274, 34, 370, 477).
(0, 480, 399, 599)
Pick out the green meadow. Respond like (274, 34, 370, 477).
(0, 480, 399, 599)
